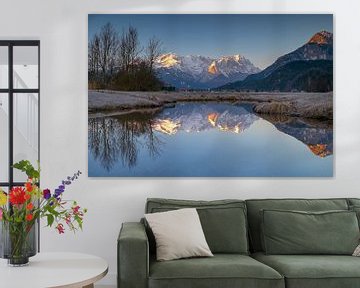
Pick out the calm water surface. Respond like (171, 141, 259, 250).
(88, 102, 333, 177)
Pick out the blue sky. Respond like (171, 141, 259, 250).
(88, 14, 333, 69)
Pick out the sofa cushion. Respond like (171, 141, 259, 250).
(347, 199, 360, 229)
(252, 252, 360, 288)
(146, 198, 249, 254)
(261, 209, 359, 255)
(145, 208, 213, 261)
(349, 205, 360, 228)
(246, 198, 349, 252)
(149, 254, 284, 288)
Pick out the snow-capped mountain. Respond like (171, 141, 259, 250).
(155, 53, 261, 89)
(152, 102, 258, 135)
(209, 55, 261, 76)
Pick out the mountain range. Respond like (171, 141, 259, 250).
(155, 31, 333, 92)
(220, 31, 333, 92)
(155, 54, 261, 89)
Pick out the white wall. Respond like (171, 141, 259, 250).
(1, 0, 360, 285)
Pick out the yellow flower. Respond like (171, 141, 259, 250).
(0, 190, 7, 206)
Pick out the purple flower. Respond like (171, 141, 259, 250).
(54, 189, 63, 198)
(43, 189, 51, 200)
(54, 171, 82, 199)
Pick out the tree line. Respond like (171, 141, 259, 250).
(88, 23, 163, 91)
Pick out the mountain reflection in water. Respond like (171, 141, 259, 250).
(152, 103, 258, 135)
(259, 114, 333, 158)
(88, 102, 333, 177)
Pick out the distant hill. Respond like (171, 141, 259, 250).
(220, 60, 333, 92)
(218, 31, 333, 92)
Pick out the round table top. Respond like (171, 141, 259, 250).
(0, 252, 108, 288)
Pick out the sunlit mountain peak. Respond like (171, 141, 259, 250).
(207, 113, 219, 126)
(218, 54, 243, 62)
(217, 124, 242, 134)
(308, 31, 333, 45)
(156, 53, 180, 68)
(207, 55, 260, 78)
(209, 112, 244, 133)
(308, 144, 332, 158)
(208, 62, 218, 74)
(152, 119, 181, 135)
(234, 54, 242, 62)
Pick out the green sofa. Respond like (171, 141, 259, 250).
(118, 198, 360, 288)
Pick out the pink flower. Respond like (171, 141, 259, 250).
(56, 223, 65, 234)
(65, 214, 71, 225)
(0, 208, 3, 220)
(72, 205, 80, 215)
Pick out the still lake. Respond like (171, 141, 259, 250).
(88, 102, 333, 177)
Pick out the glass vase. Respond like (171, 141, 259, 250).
(0, 220, 37, 266)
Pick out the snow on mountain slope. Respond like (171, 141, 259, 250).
(155, 53, 261, 89)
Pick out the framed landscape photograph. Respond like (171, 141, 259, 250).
(88, 14, 333, 177)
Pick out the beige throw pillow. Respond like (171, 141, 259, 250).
(353, 244, 360, 256)
(145, 208, 213, 261)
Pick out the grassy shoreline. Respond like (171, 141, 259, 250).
(88, 90, 333, 120)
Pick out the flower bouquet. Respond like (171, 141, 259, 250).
(0, 160, 87, 266)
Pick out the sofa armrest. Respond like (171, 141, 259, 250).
(118, 222, 149, 288)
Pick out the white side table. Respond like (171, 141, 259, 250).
(0, 252, 108, 288)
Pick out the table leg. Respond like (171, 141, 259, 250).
(82, 284, 94, 288)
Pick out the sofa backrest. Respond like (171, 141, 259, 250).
(348, 198, 360, 207)
(145, 198, 249, 255)
(245, 198, 349, 252)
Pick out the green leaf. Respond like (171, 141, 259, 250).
(46, 205, 60, 217)
(47, 214, 54, 227)
(12, 160, 40, 180)
(75, 216, 83, 230)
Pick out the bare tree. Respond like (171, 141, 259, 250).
(88, 34, 101, 84)
(145, 36, 162, 72)
(98, 23, 119, 84)
(119, 26, 141, 73)
(88, 23, 163, 91)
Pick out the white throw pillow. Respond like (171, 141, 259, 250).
(145, 208, 213, 261)
(353, 244, 360, 256)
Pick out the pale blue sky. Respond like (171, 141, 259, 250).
(89, 14, 333, 69)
